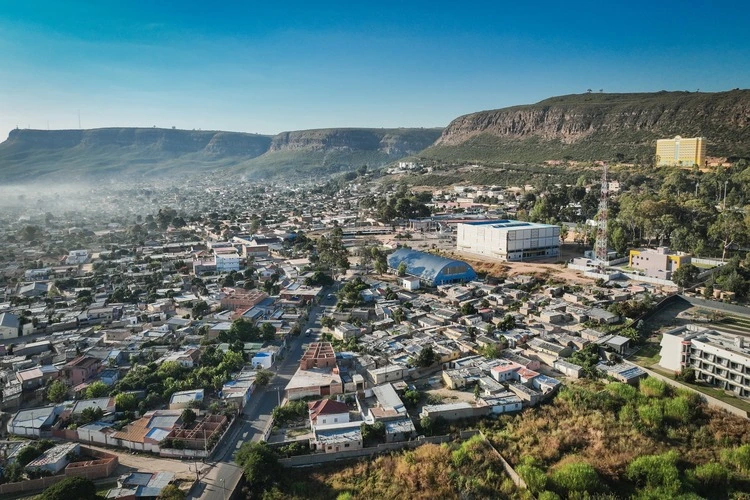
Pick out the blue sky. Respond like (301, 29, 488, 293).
(1, 1, 749, 138)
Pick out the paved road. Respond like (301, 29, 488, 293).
(189, 294, 334, 500)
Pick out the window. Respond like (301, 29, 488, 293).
(344, 443, 350, 448)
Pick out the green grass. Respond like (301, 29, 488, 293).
(628, 341, 662, 367)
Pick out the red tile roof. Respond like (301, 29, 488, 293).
(308, 399, 349, 421)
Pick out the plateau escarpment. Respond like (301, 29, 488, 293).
(422, 90, 750, 164)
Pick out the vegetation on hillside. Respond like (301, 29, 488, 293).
(482, 378, 750, 498)
(259, 436, 524, 500)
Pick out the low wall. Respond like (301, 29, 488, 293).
(678, 295, 750, 318)
(621, 273, 676, 287)
(0, 475, 67, 496)
(693, 258, 726, 267)
(479, 431, 527, 489)
(0, 446, 117, 496)
(278, 435, 451, 467)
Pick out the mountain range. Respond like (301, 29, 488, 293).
(1, 90, 748, 182)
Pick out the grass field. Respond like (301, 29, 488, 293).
(628, 341, 662, 367)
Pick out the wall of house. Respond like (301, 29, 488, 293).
(279, 434, 452, 467)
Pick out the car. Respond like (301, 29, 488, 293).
(305, 328, 313, 337)
(327, 293, 335, 299)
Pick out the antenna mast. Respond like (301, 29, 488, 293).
(594, 164, 609, 265)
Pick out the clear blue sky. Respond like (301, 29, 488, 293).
(1, 1, 749, 138)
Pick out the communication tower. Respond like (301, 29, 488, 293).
(594, 164, 609, 265)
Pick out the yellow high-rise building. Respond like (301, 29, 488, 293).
(656, 136, 706, 167)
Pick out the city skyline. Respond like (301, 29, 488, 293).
(2, 1, 750, 138)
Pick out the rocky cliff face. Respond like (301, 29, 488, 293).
(5, 127, 273, 155)
(268, 128, 441, 155)
(0, 126, 441, 181)
(427, 90, 750, 162)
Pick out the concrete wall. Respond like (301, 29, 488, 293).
(278, 435, 451, 467)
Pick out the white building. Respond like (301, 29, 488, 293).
(251, 350, 275, 370)
(0, 312, 19, 340)
(215, 253, 241, 273)
(400, 277, 421, 291)
(65, 249, 90, 265)
(456, 220, 560, 261)
(659, 325, 750, 398)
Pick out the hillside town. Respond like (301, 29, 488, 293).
(1, 149, 749, 500)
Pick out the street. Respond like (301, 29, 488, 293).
(188, 293, 333, 500)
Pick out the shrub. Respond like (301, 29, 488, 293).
(720, 443, 750, 474)
(626, 451, 681, 493)
(664, 396, 691, 424)
(639, 377, 668, 398)
(550, 461, 600, 493)
(40, 477, 97, 500)
(693, 461, 729, 497)
(605, 382, 639, 401)
(637, 400, 664, 429)
(516, 461, 548, 493)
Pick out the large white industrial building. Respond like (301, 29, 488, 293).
(456, 220, 560, 261)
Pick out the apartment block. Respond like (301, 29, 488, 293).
(656, 136, 706, 167)
(659, 325, 750, 398)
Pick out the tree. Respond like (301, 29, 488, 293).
(709, 211, 747, 261)
(397, 261, 407, 277)
(420, 416, 433, 436)
(498, 314, 516, 331)
(459, 302, 477, 316)
(16, 445, 43, 466)
(79, 407, 104, 425)
(47, 379, 68, 403)
(235, 441, 281, 496)
(402, 389, 420, 407)
(415, 345, 437, 367)
(260, 323, 276, 342)
(85, 380, 110, 399)
(671, 263, 700, 287)
(255, 369, 273, 388)
(481, 343, 501, 359)
(40, 476, 97, 500)
(181, 408, 197, 427)
(115, 392, 138, 412)
(191, 300, 210, 318)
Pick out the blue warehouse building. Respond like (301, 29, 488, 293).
(387, 248, 477, 287)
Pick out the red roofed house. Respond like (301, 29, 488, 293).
(308, 399, 350, 427)
(63, 356, 103, 387)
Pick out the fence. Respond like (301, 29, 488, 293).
(278, 434, 451, 467)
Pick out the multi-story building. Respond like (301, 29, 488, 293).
(659, 325, 750, 398)
(457, 220, 560, 261)
(628, 246, 691, 280)
(215, 252, 241, 273)
(656, 136, 706, 167)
